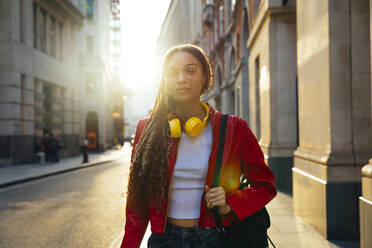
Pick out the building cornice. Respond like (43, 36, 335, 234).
(247, 4, 295, 50)
(35, 0, 84, 26)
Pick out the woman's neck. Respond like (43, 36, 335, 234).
(175, 100, 205, 121)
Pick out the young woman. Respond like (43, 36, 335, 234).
(120, 44, 277, 248)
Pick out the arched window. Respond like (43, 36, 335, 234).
(230, 49, 236, 74)
(214, 66, 222, 111)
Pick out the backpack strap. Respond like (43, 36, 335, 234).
(212, 114, 228, 234)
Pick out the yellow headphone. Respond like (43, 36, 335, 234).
(168, 102, 210, 138)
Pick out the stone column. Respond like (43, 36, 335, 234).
(33, 79, 44, 137)
(22, 75, 35, 136)
(264, 6, 297, 193)
(0, 71, 21, 166)
(294, 0, 372, 240)
(62, 88, 72, 135)
(50, 86, 62, 136)
(62, 88, 78, 156)
(247, 2, 298, 193)
(360, 1, 372, 247)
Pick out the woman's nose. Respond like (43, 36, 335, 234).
(177, 71, 186, 82)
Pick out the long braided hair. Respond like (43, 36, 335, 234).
(126, 44, 213, 217)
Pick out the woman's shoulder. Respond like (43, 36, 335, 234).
(137, 117, 150, 126)
(215, 111, 248, 127)
(134, 117, 150, 136)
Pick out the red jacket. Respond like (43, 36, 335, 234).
(120, 103, 277, 248)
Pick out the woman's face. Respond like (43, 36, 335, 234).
(165, 51, 206, 104)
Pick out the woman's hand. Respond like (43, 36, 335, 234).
(204, 185, 231, 215)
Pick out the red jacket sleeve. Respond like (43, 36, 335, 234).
(120, 119, 150, 248)
(225, 119, 277, 221)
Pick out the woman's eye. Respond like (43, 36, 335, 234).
(185, 68, 196, 74)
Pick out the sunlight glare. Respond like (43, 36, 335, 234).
(120, 0, 170, 94)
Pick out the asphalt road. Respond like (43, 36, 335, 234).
(0, 154, 131, 248)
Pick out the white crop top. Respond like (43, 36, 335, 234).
(167, 121, 212, 219)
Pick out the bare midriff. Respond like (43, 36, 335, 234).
(167, 217, 199, 227)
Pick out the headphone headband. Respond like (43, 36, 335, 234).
(168, 102, 210, 138)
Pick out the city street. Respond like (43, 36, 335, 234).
(0, 148, 131, 248)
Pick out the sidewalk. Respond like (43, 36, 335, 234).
(266, 192, 360, 248)
(0, 145, 127, 189)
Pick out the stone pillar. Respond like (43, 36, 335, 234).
(34, 79, 44, 137)
(247, 2, 298, 193)
(62, 88, 72, 135)
(72, 89, 79, 135)
(21, 74, 35, 136)
(360, 1, 372, 246)
(221, 85, 235, 115)
(0, 72, 34, 165)
(61, 88, 78, 156)
(0, 71, 20, 166)
(263, 6, 297, 193)
(50, 86, 62, 136)
(294, 0, 371, 240)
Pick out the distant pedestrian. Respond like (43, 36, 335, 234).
(52, 134, 62, 163)
(49, 133, 58, 164)
(119, 135, 125, 148)
(34, 137, 45, 165)
(82, 139, 89, 163)
(42, 133, 52, 164)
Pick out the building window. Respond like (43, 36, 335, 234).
(231, 0, 236, 14)
(20, 0, 24, 42)
(219, 6, 223, 37)
(58, 22, 63, 59)
(40, 8, 47, 53)
(210, 31, 213, 50)
(87, 0, 94, 21)
(87, 35, 94, 55)
(230, 49, 236, 73)
(253, 0, 261, 18)
(225, 0, 230, 28)
(235, 85, 241, 117)
(33, 3, 37, 48)
(49, 16, 56, 57)
(86, 75, 96, 94)
(214, 18, 218, 44)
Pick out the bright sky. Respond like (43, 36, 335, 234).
(120, 0, 171, 93)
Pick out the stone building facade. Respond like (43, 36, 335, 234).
(157, 0, 203, 60)
(77, 0, 113, 151)
(0, 0, 84, 165)
(158, 0, 372, 244)
(0, 0, 123, 165)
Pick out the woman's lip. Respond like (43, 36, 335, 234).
(176, 88, 191, 93)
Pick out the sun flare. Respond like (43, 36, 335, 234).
(120, 0, 170, 94)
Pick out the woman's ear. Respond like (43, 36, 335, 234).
(201, 77, 208, 95)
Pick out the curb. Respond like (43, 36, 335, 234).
(0, 159, 116, 189)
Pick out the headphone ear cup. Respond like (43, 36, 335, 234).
(168, 118, 181, 138)
(184, 117, 204, 137)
